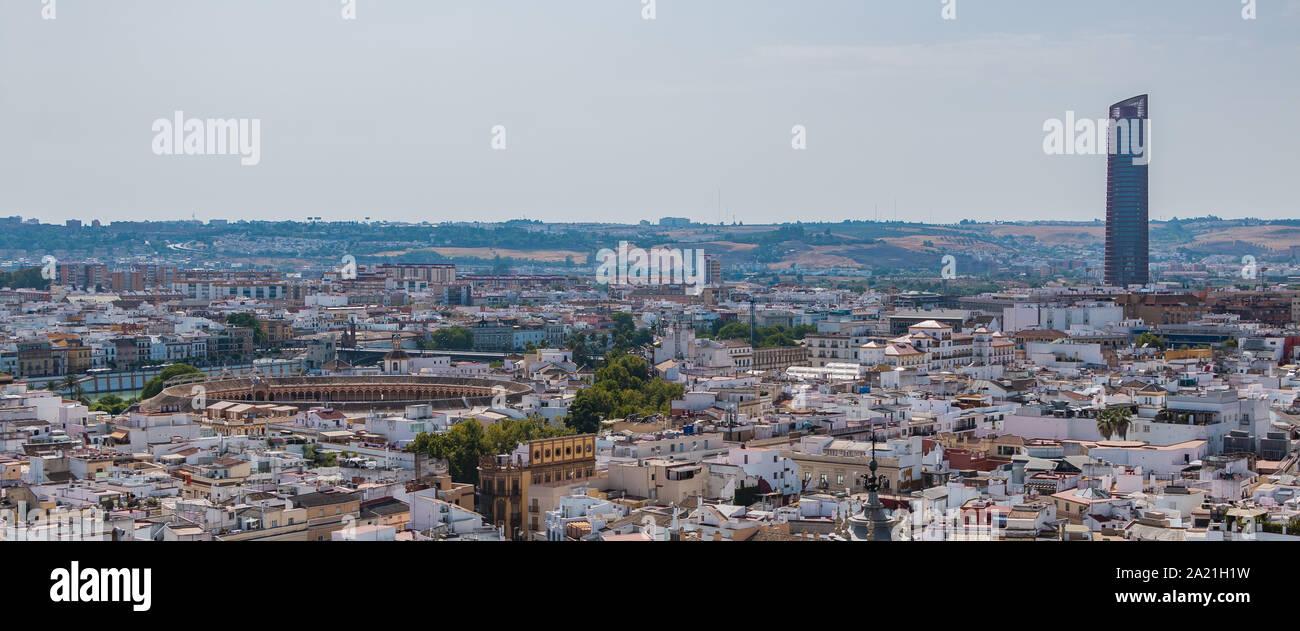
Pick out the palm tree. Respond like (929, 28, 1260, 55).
(58, 374, 87, 402)
(1110, 405, 1133, 440)
(1095, 408, 1116, 440)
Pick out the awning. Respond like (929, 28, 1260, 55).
(109, 430, 128, 441)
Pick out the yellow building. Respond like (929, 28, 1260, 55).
(1164, 348, 1212, 361)
(49, 334, 93, 375)
(478, 434, 597, 540)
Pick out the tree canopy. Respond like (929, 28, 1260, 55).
(140, 363, 202, 400)
(89, 394, 137, 415)
(408, 416, 571, 484)
(1095, 405, 1134, 441)
(563, 352, 683, 434)
(422, 326, 473, 351)
(225, 312, 267, 346)
(610, 312, 653, 353)
(0, 267, 48, 289)
(1135, 332, 1166, 350)
(708, 322, 815, 348)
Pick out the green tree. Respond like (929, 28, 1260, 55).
(562, 351, 683, 433)
(226, 312, 267, 346)
(715, 321, 750, 341)
(1135, 332, 1166, 350)
(713, 322, 815, 348)
(1095, 409, 1115, 440)
(1108, 405, 1133, 440)
(565, 332, 592, 368)
(484, 416, 572, 455)
(140, 363, 202, 400)
(566, 387, 617, 434)
(609, 312, 652, 353)
(0, 267, 49, 289)
(58, 374, 86, 402)
(89, 394, 137, 415)
(408, 420, 490, 484)
(423, 326, 473, 351)
(1096, 406, 1134, 441)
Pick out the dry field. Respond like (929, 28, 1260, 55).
(978, 223, 1105, 244)
(1185, 225, 1300, 251)
(372, 247, 587, 262)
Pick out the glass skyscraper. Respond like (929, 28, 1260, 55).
(1104, 94, 1150, 287)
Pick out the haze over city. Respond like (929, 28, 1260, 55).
(5, 1, 1300, 617)
(3, 0, 1298, 225)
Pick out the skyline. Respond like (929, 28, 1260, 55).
(2, 0, 1298, 225)
(5, 0, 1300, 616)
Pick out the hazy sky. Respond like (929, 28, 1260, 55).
(2, 0, 1297, 225)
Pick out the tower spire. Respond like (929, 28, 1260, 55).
(848, 428, 895, 541)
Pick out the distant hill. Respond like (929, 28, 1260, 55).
(4, 216, 1298, 273)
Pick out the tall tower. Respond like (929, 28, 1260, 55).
(1104, 94, 1150, 287)
(848, 430, 895, 541)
